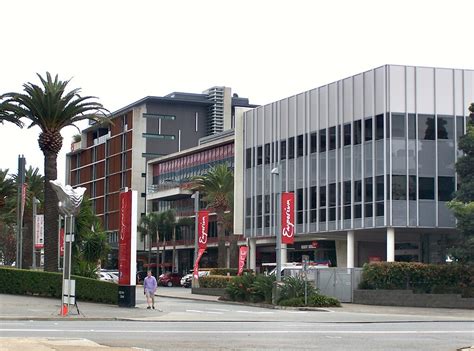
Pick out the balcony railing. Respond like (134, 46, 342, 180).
(147, 180, 195, 194)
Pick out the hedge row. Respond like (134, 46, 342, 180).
(359, 262, 474, 296)
(199, 275, 233, 288)
(0, 267, 117, 304)
(208, 268, 252, 276)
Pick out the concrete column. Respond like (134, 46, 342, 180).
(281, 244, 287, 265)
(249, 238, 256, 271)
(347, 230, 355, 268)
(387, 227, 395, 262)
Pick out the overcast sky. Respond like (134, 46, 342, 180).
(1, 0, 473, 182)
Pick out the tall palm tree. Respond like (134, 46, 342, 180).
(0, 169, 17, 264)
(0, 72, 109, 271)
(192, 164, 234, 268)
(0, 102, 23, 127)
(138, 212, 161, 272)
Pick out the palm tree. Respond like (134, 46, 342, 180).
(138, 212, 161, 270)
(0, 102, 23, 127)
(192, 164, 234, 268)
(0, 169, 17, 265)
(0, 72, 109, 271)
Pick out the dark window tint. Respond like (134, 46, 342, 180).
(419, 114, 435, 140)
(288, 137, 295, 159)
(320, 208, 326, 222)
(409, 175, 417, 200)
(337, 125, 342, 148)
(354, 120, 362, 145)
(408, 113, 416, 139)
(419, 177, 435, 200)
(438, 176, 455, 201)
(320, 186, 326, 207)
(264, 143, 270, 164)
(320, 129, 327, 152)
(375, 114, 384, 140)
(297, 212, 303, 225)
(344, 124, 351, 146)
(354, 180, 362, 202)
(376, 202, 384, 216)
(310, 186, 317, 209)
(297, 135, 304, 157)
(392, 113, 405, 138)
(256, 216, 262, 228)
(456, 116, 465, 140)
(344, 205, 351, 219)
(354, 204, 362, 218)
(310, 210, 317, 223)
(245, 148, 252, 169)
(344, 181, 351, 205)
(329, 207, 336, 221)
(264, 195, 270, 213)
(376, 175, 384, 201)
(329, 183, 336, 207)
(246, 198, 251, 216)
(365, 203, 373, 217)
(437, 115, 453, 140)
(257, 195, 263, 215)
(365, 177, 373, 202)
(280, 140, 286, 160)
(264, 215, 270, 228)
(257, 146, 263, 165)
(365, 118, 373, 141)
(329, 127, 336, 150)
(297, 188, 304, 211)
(310, 132, 317, 153)
(392, 175, 407, 200)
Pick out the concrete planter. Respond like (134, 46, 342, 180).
(192, 287, 226, 297)
(354, 289, 474, 309)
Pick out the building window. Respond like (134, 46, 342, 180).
(320, 129, 327, 152)
(354, 180, 362, 203)
(365, 177, 373, 202)
(365, 118, 373, 142)
(438, 176, 455, 201)
(329, 183, 336, 207)
(329, 127, 336, 150)
(246, 198, 251, 216)
(376, 175, 384, 201)
(437, 115, 454, 140)
(142, 133, 175, 140)
(392, 113, 405, 138)
(246, 148, 252, 169)
(288, 137, 295, 159)
(456, 116, 465, 140)
(354, 120, 362, 145)
(376, 202, 384, 217)
(344, 124, 351, 146)
(280, 140, 287, 160)
(297, 135, 304, 157)
(310, 186, 317, 209)
(257, 146, 263, 165)
(344, 205, 351, 220)
(418, 114, 435, 140)
(419, 177, 435, 200)
(264, 143, 271, 164)
(343, 181, 351, 205)
(375, 114, 384, 140)
(365, 203, 373, 217)
(408, 113, 417, 139)
(319, 185, 326, 207)
(392, 175, 407, 200)
(310, 132, 317, 153)
(409, 175, 417, 200)
(297, 188, 304, 224)
(354, 204, 362, 218)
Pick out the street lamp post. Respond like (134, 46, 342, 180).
(32, 197, 40, 269)
(191, 191, 199, 288)
(271, 167, 282, 282)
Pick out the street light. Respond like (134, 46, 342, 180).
(271, 167, 282, 282)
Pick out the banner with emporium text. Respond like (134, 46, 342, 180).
(193, 248, 206, 279)
(281, 192, 295, 245)
(118, 190, 137, 286)
(238, 246, 248, 276)
(197, 210, 209, 249)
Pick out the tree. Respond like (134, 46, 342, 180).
(0, 102, 22, 127)
(138, 212, 161, 270)
(0, 169, 17, 264)
(0, 73, 109, 271)
(192, 164, 234, 268)
(448, 103, 474, 264)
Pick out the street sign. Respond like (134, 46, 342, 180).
(34, 214, 44, 249)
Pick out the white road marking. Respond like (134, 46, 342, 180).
(1, 329, 472, 334)
(209, 308, 229, 312)
(286, 311, 308, 314)
(185, 310, 202, 313)
(236, 310, 274, 314)
(206, 312, 223, 315)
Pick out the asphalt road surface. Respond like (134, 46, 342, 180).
(1, 295, 472, 351)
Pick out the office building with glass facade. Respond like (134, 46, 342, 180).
(241, 65, 473, 269)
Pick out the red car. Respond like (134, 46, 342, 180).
(158, 272, 183, 287)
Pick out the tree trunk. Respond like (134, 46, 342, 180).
(217, 211, 226, 268)
(42, 151, 59, 272)
(155, 231, 160, 276)
(161, 235, 166, 273)
(229, 234, 239, 269)
(172, 226, 176, 273)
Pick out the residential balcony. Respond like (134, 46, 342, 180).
(147, 180, 193, 201)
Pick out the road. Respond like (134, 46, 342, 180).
(1, 293, 473, 350)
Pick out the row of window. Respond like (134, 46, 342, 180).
(246, 114, 465, 168)
(245, 175, 455, 227)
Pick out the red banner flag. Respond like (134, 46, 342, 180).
(197, 210, 209, 249)
(59, 228, 65, 257)
(193, 248, 206, 279)
(238, 246, 248, 276)
(281, 192, 295, 245)
(118, 190, 137, 286)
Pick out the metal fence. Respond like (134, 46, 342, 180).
(313, 268, 363, 303)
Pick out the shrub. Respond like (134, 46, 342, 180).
(199, 275, 232, 289)
(0, 266, 117, 304)
(359, 262, 474, 297)
(209, 268, 252, 276)
(279, 276, 317, 302)
(251, 274, 275, 303)
(278, 294, 340, 307)
(225, 274, 256, 301)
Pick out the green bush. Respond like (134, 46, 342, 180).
(251, 274, 275, 303)
(209, 268, 252, 276)
(279, 276, 317, 302)
(0, 267, 117, 304)
(225, 274, 256, 301)
(278, 294, 340, 307)
(359, 262, 474, 297)
(199, 275, 232, 288)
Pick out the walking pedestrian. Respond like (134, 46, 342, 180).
(143, 270, 157, 309)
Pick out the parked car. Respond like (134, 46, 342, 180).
(101, 270, 119, 283)
(158, 272, 183, 287)
(180, 270, 210, 288)
(98, 271, 114, 282)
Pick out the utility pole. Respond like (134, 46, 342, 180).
(16, 155, 26, 269)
